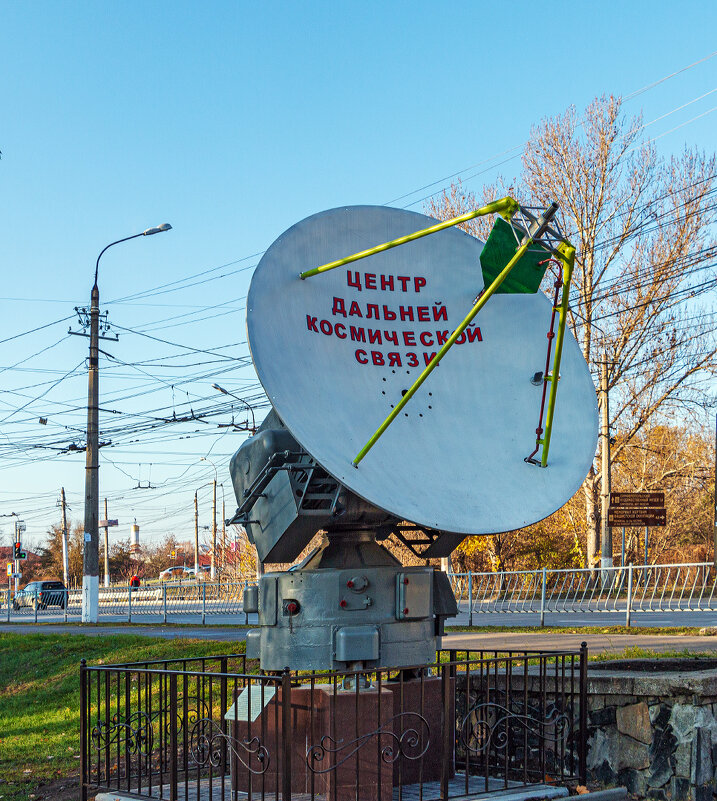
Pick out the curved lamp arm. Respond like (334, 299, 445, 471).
(94, 224, 172, 286)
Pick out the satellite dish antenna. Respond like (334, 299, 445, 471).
(229, 199, 598, 670)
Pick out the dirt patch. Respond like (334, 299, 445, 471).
(592, 657, 717, 672)
(26, 776, 80, 801)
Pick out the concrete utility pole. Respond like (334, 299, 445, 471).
(102, 498, 110, 588)
(81, 224, 171, 623)
(713, 413, 717, 570)
(600, 355, 613, 572)
(211, 480, 217, 580)
(194, 491, 199, 574)
(60, 487, 69, 588)
(221, 498, 226, 574)
(13, 520, 19, 594)
(81, 279, 100, 622)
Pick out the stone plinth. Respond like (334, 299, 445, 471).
(384, 676, 454, 785)
(231, 678, 449, 801)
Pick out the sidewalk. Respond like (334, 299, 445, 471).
(2, 622, 717, 653)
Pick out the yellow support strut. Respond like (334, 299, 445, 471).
(538, 241, 575, 467)
(299, 197, 519, 280)
(352, 235, 533, 466)
(298, 195, 575, 469)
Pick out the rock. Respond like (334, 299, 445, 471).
(648, 756, 674, 789)
(617, 733, 651, 772)
(619, 767, 648, 797)
(617, 701, 653, 744)
(691, 727, 713, 786)
(590, 706, 617, 727)
(588, 724, 648, 773)
(670, 776, 691, 801)
(694, 785, 714, 801)
(695, 706, 717, 740)
(649, 727, 677, 787)
(673, 742, 692, 778)
(647, 788, 667, 800)
(651, 704, 672, 731)
(670, 704, 697, 744)
(587, 728, 610, 771)
(589, 759, 618, 786)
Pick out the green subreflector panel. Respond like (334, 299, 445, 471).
(480, 217, 551, 294)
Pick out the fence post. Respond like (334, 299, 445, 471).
(169, 671, 178, 801)
(440, 659, 452, 800)
(79, 659, 87, 801)
(626, 563, 633, 628)
(34, 587, 38, 624)
(539, 567, 547, 627)
(281, 667, 292, 801)
(163, 584, 167, 624)
(64, 588, 68, 623)
(578, 642, 588, 785)
(468, 571, 473, 627)
(127, 583, 132, 623)
(244, 580, 249, 625)
(202, 582, 206, 625)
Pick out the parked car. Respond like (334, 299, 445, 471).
(178, 566, 210, 580)
(13, 580, 67, 610)
(158, 566, 191, 581)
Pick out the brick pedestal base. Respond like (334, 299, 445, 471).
(231, 677, 451, 800)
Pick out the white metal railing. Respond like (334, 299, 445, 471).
(3, 562, 715, 627)
(2, 580, 258, 624)
(449, 561, 717, 626)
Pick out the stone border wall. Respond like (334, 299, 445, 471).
(584, 664, 717, 801)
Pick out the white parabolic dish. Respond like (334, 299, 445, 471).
(247, 206, 598, 535)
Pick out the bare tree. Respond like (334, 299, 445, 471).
(428, 95, 717, 565)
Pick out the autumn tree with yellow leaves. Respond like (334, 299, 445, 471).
(428, 95, 717, 570)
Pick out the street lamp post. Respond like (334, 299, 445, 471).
(211, 384, 257, 434)
(81, 224, 171, 623)
(210, 384, 261, 577)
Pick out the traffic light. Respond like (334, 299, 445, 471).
(13, 542, 21, 559)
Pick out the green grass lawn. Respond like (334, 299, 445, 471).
(1, 630, 714, 801)
(0, 633, 244, 801)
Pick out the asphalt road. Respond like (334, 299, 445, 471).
(2, 622, 716, 654)
(4, 606, 717, 628)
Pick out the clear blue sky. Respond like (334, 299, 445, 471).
(1, 1, 716, 552)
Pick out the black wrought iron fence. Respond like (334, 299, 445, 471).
(80, 647, 588, 801)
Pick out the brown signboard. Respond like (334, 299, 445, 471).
(608, 507, 667, 527)
(610, 492, 664, 508)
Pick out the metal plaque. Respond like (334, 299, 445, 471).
(247, 206, 598, 535)
(609, 492, 664, 508)
(607, 508, 667, 527)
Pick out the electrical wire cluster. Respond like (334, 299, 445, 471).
(1, 52, 716, 546)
